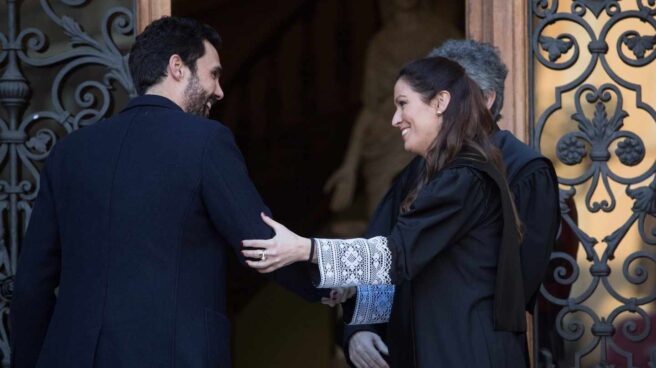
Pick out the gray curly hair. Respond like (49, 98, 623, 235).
(428, 39, 508, 123)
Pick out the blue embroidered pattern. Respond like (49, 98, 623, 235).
(348, 285, 395, 325)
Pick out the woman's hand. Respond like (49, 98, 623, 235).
(242, 213, 311, 273)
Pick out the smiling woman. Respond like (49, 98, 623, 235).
(392, 78, 445, 156)
(392, 57, 505, 213)
(242, 56, 528, 367)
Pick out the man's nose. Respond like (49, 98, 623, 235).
(215, 83, 224, 101)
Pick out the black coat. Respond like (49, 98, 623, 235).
(343, 130, 560, 367)
(11, 95, 322, 368)
(383, 160, 526, 367)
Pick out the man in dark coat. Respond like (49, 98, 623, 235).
(342, 40, 561, 368)
(11, 17, 321, 368)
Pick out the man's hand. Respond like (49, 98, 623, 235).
(348, 331, 389, 368)
(321, 287, 356, 307)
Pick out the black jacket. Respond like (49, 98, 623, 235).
(11, 95, 321, 368)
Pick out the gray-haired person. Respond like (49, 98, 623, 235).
(341, 39, 560, 368)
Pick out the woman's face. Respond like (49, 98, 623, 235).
(392, 78, 442, 157)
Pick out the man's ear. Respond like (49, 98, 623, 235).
(168, 54, 185, 82)
(433, 90, 451, 115)
(485, 90, 496, 111)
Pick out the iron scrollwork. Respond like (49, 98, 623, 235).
(530, 0, 656, 367)
(0, 0, 135, 364)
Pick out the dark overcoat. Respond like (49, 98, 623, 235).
(11, 95, 321, 368)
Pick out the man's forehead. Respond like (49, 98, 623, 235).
(202, 41, 220, 60)
(200, 41, 222, 69)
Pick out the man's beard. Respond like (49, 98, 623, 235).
(183, 73, 216, 117)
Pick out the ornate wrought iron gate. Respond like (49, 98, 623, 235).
(0, 0, 135, 364)
(530, 1, 656, 367)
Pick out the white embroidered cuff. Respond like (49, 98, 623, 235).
(315, 236, 392, 288)
(348, 285, 395, 325)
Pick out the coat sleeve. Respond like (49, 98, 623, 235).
(11, 154, 62, 368)
(200, 125, 323, 302)
(341, 158, 421, 358)
(511, 159, 560, 310)
(344, 284, 395, 325)
(315, 167, 488, 287)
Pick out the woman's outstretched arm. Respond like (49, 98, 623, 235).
(242, 167, 486, 287)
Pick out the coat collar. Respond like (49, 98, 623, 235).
(122, 94, 184, 113)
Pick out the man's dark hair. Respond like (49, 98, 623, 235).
(128, 16, 222, 95)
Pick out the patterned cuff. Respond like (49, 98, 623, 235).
(347, 285, 395, 325)
(315, 236, 392, 288)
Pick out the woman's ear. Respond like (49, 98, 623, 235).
(433, 90, 451, 115)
